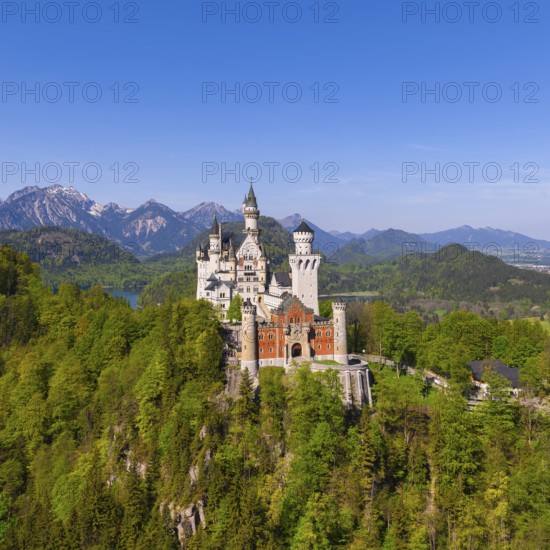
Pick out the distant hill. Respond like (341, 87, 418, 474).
(328, 230, 360, 242)
(328, 229, 384, 242)
(420, 225, 550, 257)
(277, 213, 345, 254)
(333, 229, 429, 263)
(378, 244, 550, 304)
(0, 227, 138, 267)
(0, 227, 160, 290)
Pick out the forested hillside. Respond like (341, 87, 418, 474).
(1, 246, 550, 548)
(0, 228, 162, 290)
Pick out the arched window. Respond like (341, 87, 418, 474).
(316, 330, 322, 338)
(327, 344, 331, 350)
(290, 317, 294, 323)
(326, 330, 331, 337)
(268, 333, 274, 340)
(317, 344, 321, 350)
(259, 334, 264, 340)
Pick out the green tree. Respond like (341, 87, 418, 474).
(227, 295, 243, 323)
(119, 464, 148, 549)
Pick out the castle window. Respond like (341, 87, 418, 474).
(316, 331, 322, 338)
(326, 331, 331, 337)
(247, 287, 251, 293)
(238, 287, 243, 293)
(296, 318, 301, 324)
(260, 348, 263, 353)
(259, 334, 264, 340)
(318, 345, 321, 350)
(206, 292, 210, 297)
(269, 348, 273, 353)
(327, 344, 331, 350)
(268, 333, 274, 340)
(253, 286, 258, 293)
(290, 317, 294, 323)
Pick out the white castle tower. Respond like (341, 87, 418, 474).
(242, 183, 259, 235)
(241, 299, 259, 377)
(237, 183, 268, 305)
(208, 215, 221, 273)
(332, 302, 348, 364)
(289, 220, 321, 315)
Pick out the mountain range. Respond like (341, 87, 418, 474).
(1, 185, 549, 261)
(0, 185, 242, 256)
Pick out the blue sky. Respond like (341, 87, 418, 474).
(0, 1, 548, 237)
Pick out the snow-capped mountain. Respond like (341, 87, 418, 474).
(182, 201, 243, 228)
(0, 185, 105, 235)
(0, 185, 203, 255)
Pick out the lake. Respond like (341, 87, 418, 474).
(104, 288, 142, 309)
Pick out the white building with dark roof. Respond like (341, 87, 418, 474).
(195, 184, 371, 406)
(196, 183, 317, 320)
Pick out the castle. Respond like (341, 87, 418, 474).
(196, 185, 370, 405)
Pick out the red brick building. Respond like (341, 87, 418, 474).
(255, 296, 341, 367)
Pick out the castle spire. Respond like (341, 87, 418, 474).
(210, 214, 219, 235)
(242, 181, 260, 236)
(245, 181, 258, 208)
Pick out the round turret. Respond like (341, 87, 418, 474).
(241, 300, 258, 377)
(332, 302, 348, 365)
(293, 220, 314, 255)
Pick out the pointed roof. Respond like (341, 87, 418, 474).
(272, 272, 292, 287)
(210, 215, 219, 235)
(293, 219, 314, 234)
(245, 182, 258, 208)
